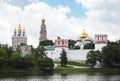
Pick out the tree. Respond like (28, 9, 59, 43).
(86, 50, 96, 67)
(21, 54, 35, 68)
(74, 45, 80, 49)
(9, 51, 22, 68)
(0, 44, 13, 58)
(0, 48, 7, 67)
(102, 40, 120, 67)
(68, 39, 76, 49)
(39, 39, 54, 46)
(86, 50, 102, 67)
(36, 57, 54, 73)
(37, 46, 46, 58)
(84, 43, 95, 49)
(60, 49, 68, 67)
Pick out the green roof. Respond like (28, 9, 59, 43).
(20, 43, 27, 46)
(44, 46, 54, 51)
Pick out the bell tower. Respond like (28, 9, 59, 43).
(39, 17, 47, 42)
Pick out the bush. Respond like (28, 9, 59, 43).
(9, 51, 22, 68)
(21, 54, 35, 69)
(0, 48, 7, 67)
(36, 57, 54, 73)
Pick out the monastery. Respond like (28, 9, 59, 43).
(12, 18, 108, 62)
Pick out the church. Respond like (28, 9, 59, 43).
(12, 24, 31, 56)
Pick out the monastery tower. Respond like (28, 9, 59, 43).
(39, 18, 47, 42)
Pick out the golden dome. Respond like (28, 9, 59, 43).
(23, 28, 25, 32)
(80, 30, 88, 38)
(41, 17, 45, 21)
(18, 24, 21, 29)
(14, 27, 16, 32)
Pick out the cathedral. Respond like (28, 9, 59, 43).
(12, 24, 31, 56)
(75, 30, 93, 49)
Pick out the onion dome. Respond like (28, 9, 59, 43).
(80, 30, 88, 39)
(14, 27, 16, 32)
(23, 28, 25, 32)
(18, 24, 21, 29)
(41, 17, 45, 21)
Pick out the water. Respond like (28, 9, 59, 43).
(0, 74, 120, 81)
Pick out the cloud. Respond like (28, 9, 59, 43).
(75, 0, 120, 41)
(0, 1, 81, 47)
(0, 0, 120, 48)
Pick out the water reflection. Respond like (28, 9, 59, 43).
(0, 74, 120, 81)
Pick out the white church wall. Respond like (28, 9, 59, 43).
(95, 44, 107, 51)
(46, 49, 91, 62)
(46, 51, 61, 61)
(67, 50, 91, 62)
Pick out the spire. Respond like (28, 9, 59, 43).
(40, 17, 47, 41)
(41, 17, 45, 24)
(23, 28, 25, 36)
(18, 24, 22, 36)
(18, 24, 21, 29)
(41, 17, 45, 21)
(23, 28, 25, 32)
(14, 27, 16, 36)
(14, 27, 16, 32)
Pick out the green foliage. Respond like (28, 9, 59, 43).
(9, 52, 35, 69)
(86, 50, 102, 67)
(0, 48, 7, 67)
(9, 51, 22, 68)
(36, 46, 46, 59)
(0, 44, 13, 57)
(57, 36, 61, 39)
(102, 40, 120, 67)
(39, 39, 54, 46)
(21, 54, 35, 68)
(60, 49, 68, 67)
(74, 45, 80, 49)
(84, 43, 95, 49)
(68, 39, 76, 49)
(36, 57, 54, 73)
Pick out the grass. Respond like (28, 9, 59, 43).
(68, 61, 89, 67)
(54, 61, 89, 67)
(54, 65, 120, 75)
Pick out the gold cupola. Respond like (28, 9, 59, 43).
(14, 27, 16, 32)
(41, 17, 45, 21)
(23, 28, 25, 32)
(18, 24, 21, 30)
(80, 30, 88, 39)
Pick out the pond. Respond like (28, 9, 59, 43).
(0, 73, 120, 81)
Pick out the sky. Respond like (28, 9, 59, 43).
(0, 0, 120, 47)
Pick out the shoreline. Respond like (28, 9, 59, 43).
(0, 67, 120, 77)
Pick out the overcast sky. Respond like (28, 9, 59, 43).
(0, 0, 120, 47)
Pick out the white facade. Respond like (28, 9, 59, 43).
(46, 48, 92, 63)
(46, 34, 108, 62)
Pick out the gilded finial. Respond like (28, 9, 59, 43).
(80, 29, 88, 38)
(23, 28, 25, 32)
(14, 27, 16, 32)
(18, 24, 21, 29)
(41, 17, 45, 21)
